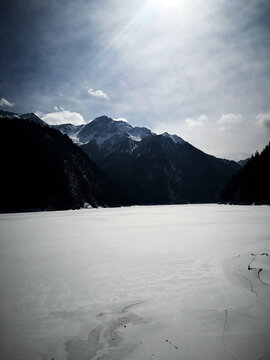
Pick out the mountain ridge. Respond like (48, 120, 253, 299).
(1, 111, 245, 207)
(0, 109, 47, 126)
(53, 115, 185, 147)
(69, 116, 241, 204)
(0, 116, 125, 212)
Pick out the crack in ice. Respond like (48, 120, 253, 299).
(248, 253, 256, 270)
(247, 252, 270, 286)
(257, 269, 269, 286)
(222, 309, 237, 360)
(235, 270, 257, 296)
(119, 301, 145, 314)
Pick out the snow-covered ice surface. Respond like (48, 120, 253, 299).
(0, 204, 270, 360)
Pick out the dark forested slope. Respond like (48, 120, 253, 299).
(0, 118, 124, 212)
(81, 134, 240, 205)
(220, 142, 270, 205)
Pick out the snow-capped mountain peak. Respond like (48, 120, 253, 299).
(53, 115, 187, 148)
(72, 116, 154, 145)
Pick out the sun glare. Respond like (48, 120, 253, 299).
(148, 0, 181, 9)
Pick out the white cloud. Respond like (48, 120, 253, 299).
(40, 109, 85, 125)
(217, 113, 243, 130)
(0, 97, 14, 107)
(88, 88, 110, 100)
(185, 114, 208, 127)
(53, 106, 64, 111)
(154, 112, 267, 160)
(256, 111, 270, 130)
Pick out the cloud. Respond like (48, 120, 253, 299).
(87, 88, 110, 100)
(154, 112, 267, 160)
(217, 113, 243, 130)
(256, 111, 270, 130)
(39, 109, 85, 125)
(185, 114, 208, 127)
(0, 97, 14, 107)
(53, 106, 64, 111)
(1, 0, 269, 159)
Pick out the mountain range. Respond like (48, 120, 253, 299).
(53, 115, 241, 205)
(3, 109, 266, 211)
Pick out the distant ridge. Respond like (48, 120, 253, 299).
(0, 109, 46, 126)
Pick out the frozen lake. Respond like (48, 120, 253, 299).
(0, 204, 270, 360)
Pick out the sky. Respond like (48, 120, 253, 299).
(0, 0, 270, 160)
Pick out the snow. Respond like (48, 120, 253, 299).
(128, 134, 141, 142)
(0, 204, 269, 360)
(89, 132, 113, 145)
(53, 117, 188, 148)
(162, 132, 185, 144)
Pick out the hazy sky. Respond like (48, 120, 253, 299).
(1, 0, 270, 159)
